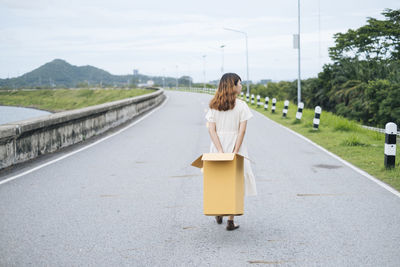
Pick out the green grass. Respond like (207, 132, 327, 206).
(0, 88, 154, 113)
(246, 98, 400, 191)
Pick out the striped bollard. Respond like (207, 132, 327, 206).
(241, 92, 244, 99)
(271, 98, 276, 113)
(264, 97, 269, 110)
(296, 102, 304, 120)
(246, 93, 249, 102)
(385, 122, 397, 169)
(257, 95, 261, 107)
(251, 94, 254, 105)
(282, 100, 289, 117)
(313, 106, 322, 129)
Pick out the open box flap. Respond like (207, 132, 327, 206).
(191, 154, 204, 169)
(202, 153, 236, 161)
(191, 153, 254, 169)
(203, 153, 254, 164)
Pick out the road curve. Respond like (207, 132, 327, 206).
(0, 90, 399, 266)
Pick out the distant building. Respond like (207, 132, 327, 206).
(259, 79, 272, 86)
(209, 80, 220, 86)
(137, 80, 154, 88)
(133, 69, 139, 76)
(242, 80, 253, 85)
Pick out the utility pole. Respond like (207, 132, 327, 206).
(318, 0, 321, 70)
(297, 0, 302, 104)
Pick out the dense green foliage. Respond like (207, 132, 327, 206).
(247, 8, 400, 127)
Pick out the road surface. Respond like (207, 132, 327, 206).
(1, 90, 399, 266)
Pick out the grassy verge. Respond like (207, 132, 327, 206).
(246, 98, 400, 190)
(0, 88, 155, 113)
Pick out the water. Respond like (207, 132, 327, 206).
(0, 105, 53, 125)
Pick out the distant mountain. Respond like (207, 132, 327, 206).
(0, 59, 187, 88)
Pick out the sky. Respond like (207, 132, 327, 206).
(0, 0, 399, 83)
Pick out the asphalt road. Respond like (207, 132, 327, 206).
(1, 90, 399, 266)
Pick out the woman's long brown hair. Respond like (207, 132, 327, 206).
(209, 73, 241, 111)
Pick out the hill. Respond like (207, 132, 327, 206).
(0, 59, 181, 88)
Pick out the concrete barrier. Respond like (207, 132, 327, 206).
(0, 88, 166, 170)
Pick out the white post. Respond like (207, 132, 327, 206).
(264, 97, 269, 110)
(283, 100, 289, 117)
(385, 122, 397, 168)
(313, 106, 322, 129)
(272, 98, 276, 113)
(296, 102, 304, 120)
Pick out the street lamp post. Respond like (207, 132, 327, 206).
(162, 68, 166, 89)
(220, 44, 225, 75)
(176, 65, 178, 90)
(223, 27, 250, 96)
(202, 55, 207, 90)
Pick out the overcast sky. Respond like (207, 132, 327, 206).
(0, 0, 399, 83)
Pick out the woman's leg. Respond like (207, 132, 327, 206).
(228, 215, 234, 220)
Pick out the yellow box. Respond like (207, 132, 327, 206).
(191, 153, 245, 216)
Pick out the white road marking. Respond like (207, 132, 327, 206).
(0, 95, 169, 186)
(253, 109, 400, 198)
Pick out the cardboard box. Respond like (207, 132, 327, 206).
(191, 153, 245, 216)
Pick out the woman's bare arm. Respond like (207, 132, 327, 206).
(233, 121, 247, 153)
(207, 122, 224, 153)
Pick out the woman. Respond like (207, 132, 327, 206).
(205, 72, 257, 231)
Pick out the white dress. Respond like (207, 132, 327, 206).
(205, 98, 257, 197)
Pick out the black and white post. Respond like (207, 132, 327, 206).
(241, 91, 244, 99)
(272, 98, 276, 113)
(282, 100, 289, 117)
(246, 92, 249, 102)
(257, 95, 261, 107)
(313, 106, 322, 129)
(251, 94, 254, 105)
(385, 122, 397, 169)
(264, 97, 269, 110)
(296, 102, 304, 120)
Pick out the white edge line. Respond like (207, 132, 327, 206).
(0, 95, 169, 186)
(252, 108, 400, 198)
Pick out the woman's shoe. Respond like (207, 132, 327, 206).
(215, 216, 223, 224)
(226, 220, 240, 231)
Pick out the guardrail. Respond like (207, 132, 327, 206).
(361, 125, 400, 136)
(164, 86, 217, 94)
(0, 88, 166, 170)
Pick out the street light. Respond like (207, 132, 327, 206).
(176, 65, 179, 90)
(186, 62, 192, 90)
(220, 44, 225, 75)
(202, 55, 207, 90)
(162, 68, 166, 89)
(223, 27, 250, 96)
